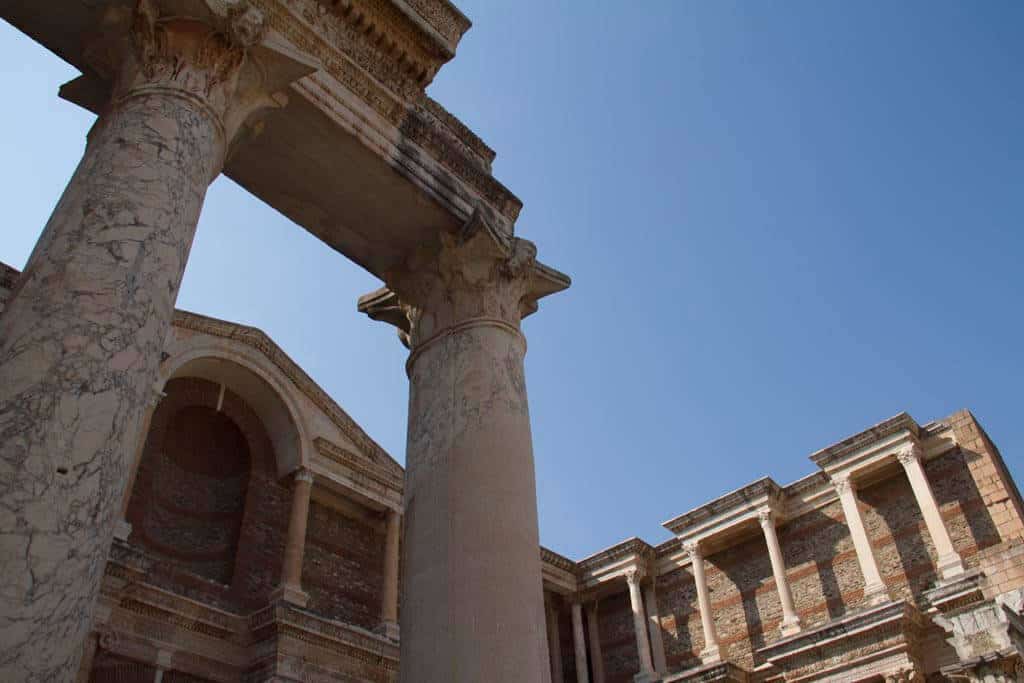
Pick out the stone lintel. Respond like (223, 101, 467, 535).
(662, 660, 750, 683)
(661, 477, 785, 546)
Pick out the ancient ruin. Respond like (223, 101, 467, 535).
(1, 1, 1022, 682)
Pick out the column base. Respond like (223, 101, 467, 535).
(700, 644, 722, 665)
(375, 620, 400, 641)
(863, 582, 891, 606)
(270, 584, 309, 607)
(937, 553, 967, 581)
(112, 519, 133, 542)
(780, 615, 802, 637)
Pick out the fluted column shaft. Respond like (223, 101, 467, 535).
(280, 468, 314, 596)
(0, 4, 290, 679)
(380, 509, 401, 637)
(586, 603, 605, 683)
(571, 602, 590, 683)
(758, 510, 801, 636)
(626, 570, 655, 678)
(898, 444, 966, 580)
(685, 542, 721, 663)
(832, 474, 890, 604)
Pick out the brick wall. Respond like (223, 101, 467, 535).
(302, 500, 387, 630)
(127, 377, 290, 613)
(635, 416, 1020, 677)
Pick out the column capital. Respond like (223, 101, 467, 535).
(896, 443, 924, 467)
(757, 508, 774, 527)
(830, 472, 854, 496)
(293, 467, 314, 485)
(683, 540, 703, 562)
(77, 0, 316, 172)
(624, 567, 643, 587)
(359, 209, 569, 350)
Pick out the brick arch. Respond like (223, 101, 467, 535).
(158, 344, 310, 476)
(126, 377, 290, 611)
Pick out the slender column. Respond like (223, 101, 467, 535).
(832, 474, 890, 605)
(586, 602, 605, 683)
(153, 650, 173, 683)
(360, 214, 568, 682)
(276, 468, 313, 606)
(684, 541, 721, 663)
(0, 3, 310, 679)
(380, 509, 401, 639)
(625, 569, 656, 680)
(758, 509, 802, 636)
(897, 444, 966, 580)
(547, 600, 564, 683)
(642, 581, 667, 674)
(571, 602, 590, 683)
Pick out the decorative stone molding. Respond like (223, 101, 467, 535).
(831, 472, 853, 496)
(683, 540, 703, 562)
(896, 443, 924, 467)
(170, 311, 402, 477)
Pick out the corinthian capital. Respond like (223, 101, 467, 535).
(358, 208, 570, 349)
(896, 443, 924, 467)
(683, 540, 703, 562)
(831, 473, 853, 496)
(73, 0, 318, 155)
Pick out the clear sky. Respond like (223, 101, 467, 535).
(1, 1, 1021, 560)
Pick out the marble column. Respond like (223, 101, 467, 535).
(758, 509, 801, 636)
(626, 569, 656, 681)
(0, 3, 309, 680)
(380, 508, 401, 639)
(642, 581, 668, 675)
(684, 541, 721, 664)
(359, 213, 569, 683)
(115, 385, 166, 541)
(832, 473, 890, 605)
(547, 600, 564, 683)
(586, 602, 606, 683)
(897, 444, 967, 580)
(572, 602, 590, 683)
(276, 468, 313, 606)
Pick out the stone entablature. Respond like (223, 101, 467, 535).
(540, 410, 1024, 683)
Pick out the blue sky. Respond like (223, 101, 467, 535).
(1, 1, 1021, 559)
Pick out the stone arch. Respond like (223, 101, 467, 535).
(157, 342, 310, 477)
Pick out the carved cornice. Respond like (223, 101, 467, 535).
(577, 537, 654, 573)
(315, 437, 404, 494)
(171, 309, 403, 479)
(244, 0, 522, 222)
(541, 546, 579, 575)
(809, 412, 921, 468)
(662, 477, 783, 536)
